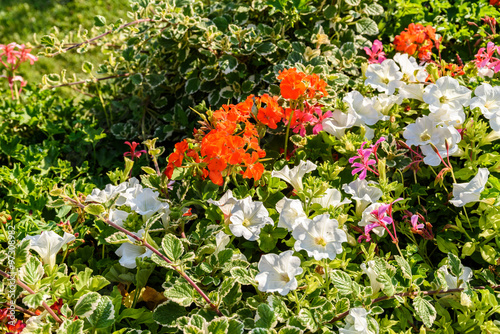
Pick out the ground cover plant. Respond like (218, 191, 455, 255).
(3, 0, 500, 333)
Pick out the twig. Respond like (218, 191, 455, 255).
(64, 197, 222, 316)
(48, 18, 154, 57)
(47, 73, 131, 89)
(0, 270, 63, 324)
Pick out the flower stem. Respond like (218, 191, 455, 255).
(283, 108, 295, 159)
(0, 270, 63, 324)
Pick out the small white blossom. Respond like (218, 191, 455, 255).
(115, 229, 153, 269)
(342, 179, 383, 216)
(115, 178, 144, 206)
(470, 83, 500, 131)
(398, 83, 425, 101)
(394, 53, 428, 82)
(339, 308, 378, 334)
(25, 231, 76, 269)
(344, 91, 381, 126)
(207, 190, 239, 217)
(276, 197, 309, 231)
(361, 261, 384, 294)
(449, 168, 490, 207)
(215, 231, 230, 254)
(372, 94, 402, 117)
(255, 250, 303, 296)
(85, 181, 129, 203)
(128, 188, 169, 221)
(292, 214, 347, 261)
(229, 197, 273, 241)
(322, 109, 357, 139)
(477, 67, 494, 78)
(109, 209, 129, 227)
(423, 76, 471, 115)
(311, 188, 351, 209)
(364, 59, 403, 95)
(271, 160, 317, 190)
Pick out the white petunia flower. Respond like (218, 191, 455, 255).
(394, 53, 428, 83)
(229, 197, 274, 241)
(361, 261, 384, 294)
(364, 59, 403, 95)
(128, 188, 169, 221)
(215, 231, 231, 254)
(344, 90, 381, 126)
(342, 179, 383, 216)
(292, 214, 347, 261)
(470, 83, 500, 131)
(477, 67, 494, 79)
(115, 229, 153, 269)
(271, 160, 317, 191)
(207, 189, 239, 218)
(339, 308, 378, 334)
(255, 250, 303, 296)
(403, 116, 462, 166)
(427, 105, 466, 126)
(311, 188, 351, 209)
(322, 109, 357, 139)
(398, 83, 425, 101)
(423, 76, 471, 115)
(372, 94, 403, 117)
(276, 197, 309, 231)
(85, 181, 129, 203)
(24, 231, 76, 269)
(109, 209, 129, 227)
(449, 168, 490, 207)
(438, 265, 473, 290)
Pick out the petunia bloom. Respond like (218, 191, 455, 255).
(229, 197, 273, 241)
(449, 168, 490, 207)
(115, 229, 153, 269)
(339, 307, 379, 334)
(271, 160, 317, 190)
(255, 250, 303, 296)
(24, 231, 76, 269)
(275, 197, 309, 231)
(292, 214, 347, 261)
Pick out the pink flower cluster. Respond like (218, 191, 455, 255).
(0, 43, 38, 99)
(364, 40, 386, 64)
(349, 137, 385, 180)
(474, 42, 500, 73)
(285, 102, 332, 137)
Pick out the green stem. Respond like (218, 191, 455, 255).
(284, 109, 295, 159)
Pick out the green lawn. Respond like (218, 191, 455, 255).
(0, 0, 130, 94)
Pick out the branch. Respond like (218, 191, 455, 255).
(64, 197, 222, 316)
(47, 73, 131, 89)
(0, 270, 63, 324)
(47, 18, 154, 57)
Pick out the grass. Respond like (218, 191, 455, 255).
(0, 0, 131, 95)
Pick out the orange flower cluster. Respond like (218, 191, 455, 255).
(165, 68, 329, 186)
(393, 23, 440, 61)
(165, 94, 287, 185)
(277, 68, 328, 100)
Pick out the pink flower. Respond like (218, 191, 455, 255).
(410, 215, 425, 231)
(475, 42, 500, 72)
(124, 141, 147, 159)
(364, 40, 386, 64)
(358, 198, 403, 243)
(348, 137, 385, 180)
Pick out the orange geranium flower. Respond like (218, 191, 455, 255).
(393, 23, 439, 61)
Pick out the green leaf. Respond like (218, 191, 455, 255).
(230, 267, 256, 285)
(56, 319, 85, 334)
(23, 290, 48, 309)
(74, 292, 101, 318)
(88, 296, 115, 329)
(227, 319, 244, 334)
(448, 253, 463, 278)
(153, 301, 187, 326)
(15, 239, 30, 268)
(363, 3, 384, 15)
(41, 35, 56, 47)
(94, 15, 107, 27)
(355, 18, 379, 36)
(345, 0, 360, 5)
(161, 234, 184, 261)
(395, 255, 412, 280)
(481, 245, 497, 265)
(258, 226, 288, 253)
(82, 61, 94, 74)
(19, 256, 44, 286)
(377, 272, 395, 296)
(105, 232, 129, 245)
(296, 308, 317, 331)
(146, 74, 166, 88)
(163, 283, 194, 307)
(130, 73, 143, 85)
(256, 304, 277, 329)
(220, 86, 234, 100)
(84, 204, 105, 216)
(413, 296, 436, 328)
(331, 270, 353, 295)
(278, 326, 302, 334)
(185, 77, 201, 94)
(208, 317, 229, 334)
(219, 55, 238, 74)
(256, 42, 277, 56)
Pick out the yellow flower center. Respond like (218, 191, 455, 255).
(420, 130, 431, 142)
(242, 219, 251, 227)
(315, 237, 327, 247)
(280, 273, 290, 283)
